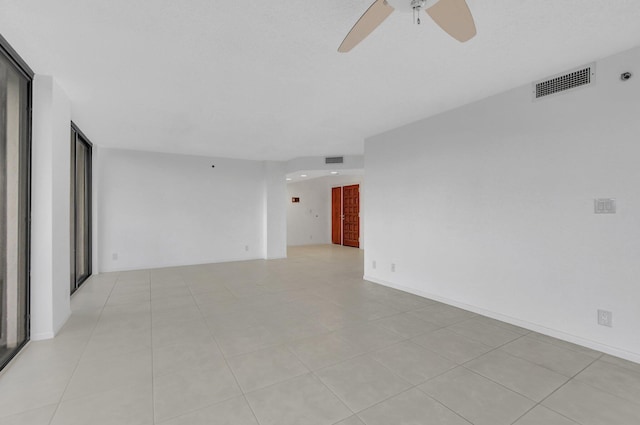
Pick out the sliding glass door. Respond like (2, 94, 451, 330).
(0, 38, 31, 370)
(70, 124, 92, 294)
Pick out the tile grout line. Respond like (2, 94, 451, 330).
(360, 352, 475, 425)
(174, 268, 610, 425)
(566, 354, 640, 408)
(17, 247, 634, 425)
(286, 340, 356, 421)
(187, 272, 264, 425)
(46, 272, 121, 425)
(150, 275, 211, 423)
(455, 331, 574, 379)
(190, 281, 513, 422)
(506, 352, 603, 425)
(452, 332, 573, 406)
(285, 321, 472, 424)
(358, 321, 516, 424)
(149, 271, 157, 425)
(404, 330, 570, 425)
(210, 279, 582, 425)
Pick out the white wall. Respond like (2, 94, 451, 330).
(30, 75, 71, 340)
(98, 148, 285, 272)
(264, 161, 287, 259)
(365, 47, 640, 362)
(287, 175, 364, 246)
(287, 178, 331, 246)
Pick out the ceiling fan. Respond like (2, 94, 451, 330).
(338, 0, 476, 52)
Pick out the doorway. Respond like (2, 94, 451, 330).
(70, 123, 92, 294)
(331, 184, 360, 248)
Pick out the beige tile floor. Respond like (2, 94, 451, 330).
(1, 245, 639, 424)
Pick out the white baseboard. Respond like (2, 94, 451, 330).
(30, 331, 55, 341)
(100, 255, 266, 273)
(363, 274, 640, 365)
(53, 309, 72, 336)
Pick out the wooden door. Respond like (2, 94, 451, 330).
(342, 184, 360, 248)
(331, 187, 342, 244)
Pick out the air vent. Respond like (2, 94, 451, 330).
(533, 63, 596, 101)
(325, 156, 344, 164)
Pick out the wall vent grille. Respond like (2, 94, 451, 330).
(533, 63, 596, 101)
(325, 156, 344, 164)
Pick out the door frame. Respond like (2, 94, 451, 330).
(331, 184, 360, 248)
(331, 186, 342, 245)
(341, 184, 360, 248)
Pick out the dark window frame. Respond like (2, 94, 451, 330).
(0, 32, 33, 371)
(0, 34, 34, 80)
(70, 122, 92, 294)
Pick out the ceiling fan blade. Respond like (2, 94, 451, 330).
(338, 0, 394, 53)
(426, 0, 476, 42)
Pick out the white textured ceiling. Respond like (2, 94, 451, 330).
(1, 1, 639, 160)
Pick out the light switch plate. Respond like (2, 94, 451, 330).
(594, 199, 616, 214)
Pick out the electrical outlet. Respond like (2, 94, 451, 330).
(597, 309, 613, 327)
(372, 260, 376, 269)
(112, 253, 118, 260)
(245, 245, 249, 252)
(391, 263, 396, 272)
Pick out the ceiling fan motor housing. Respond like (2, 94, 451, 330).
(386, 0, 436, 13)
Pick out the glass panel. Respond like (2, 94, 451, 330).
(0, 58, 7, 362)
(0, 49, 30, 370)
(71, 130, 91, 293)
(75, 140, 87, 280)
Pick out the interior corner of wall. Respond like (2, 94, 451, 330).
(52, 308, 72, 337)
(30, 332, 55, 341)
(33, 74, 53, 89)
(50, 75, 70, 100)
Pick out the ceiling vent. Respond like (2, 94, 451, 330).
(533, 63, 596, 101)
(325, 156, 344, 164)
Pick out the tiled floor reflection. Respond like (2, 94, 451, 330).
(0, 245, 639, 424)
